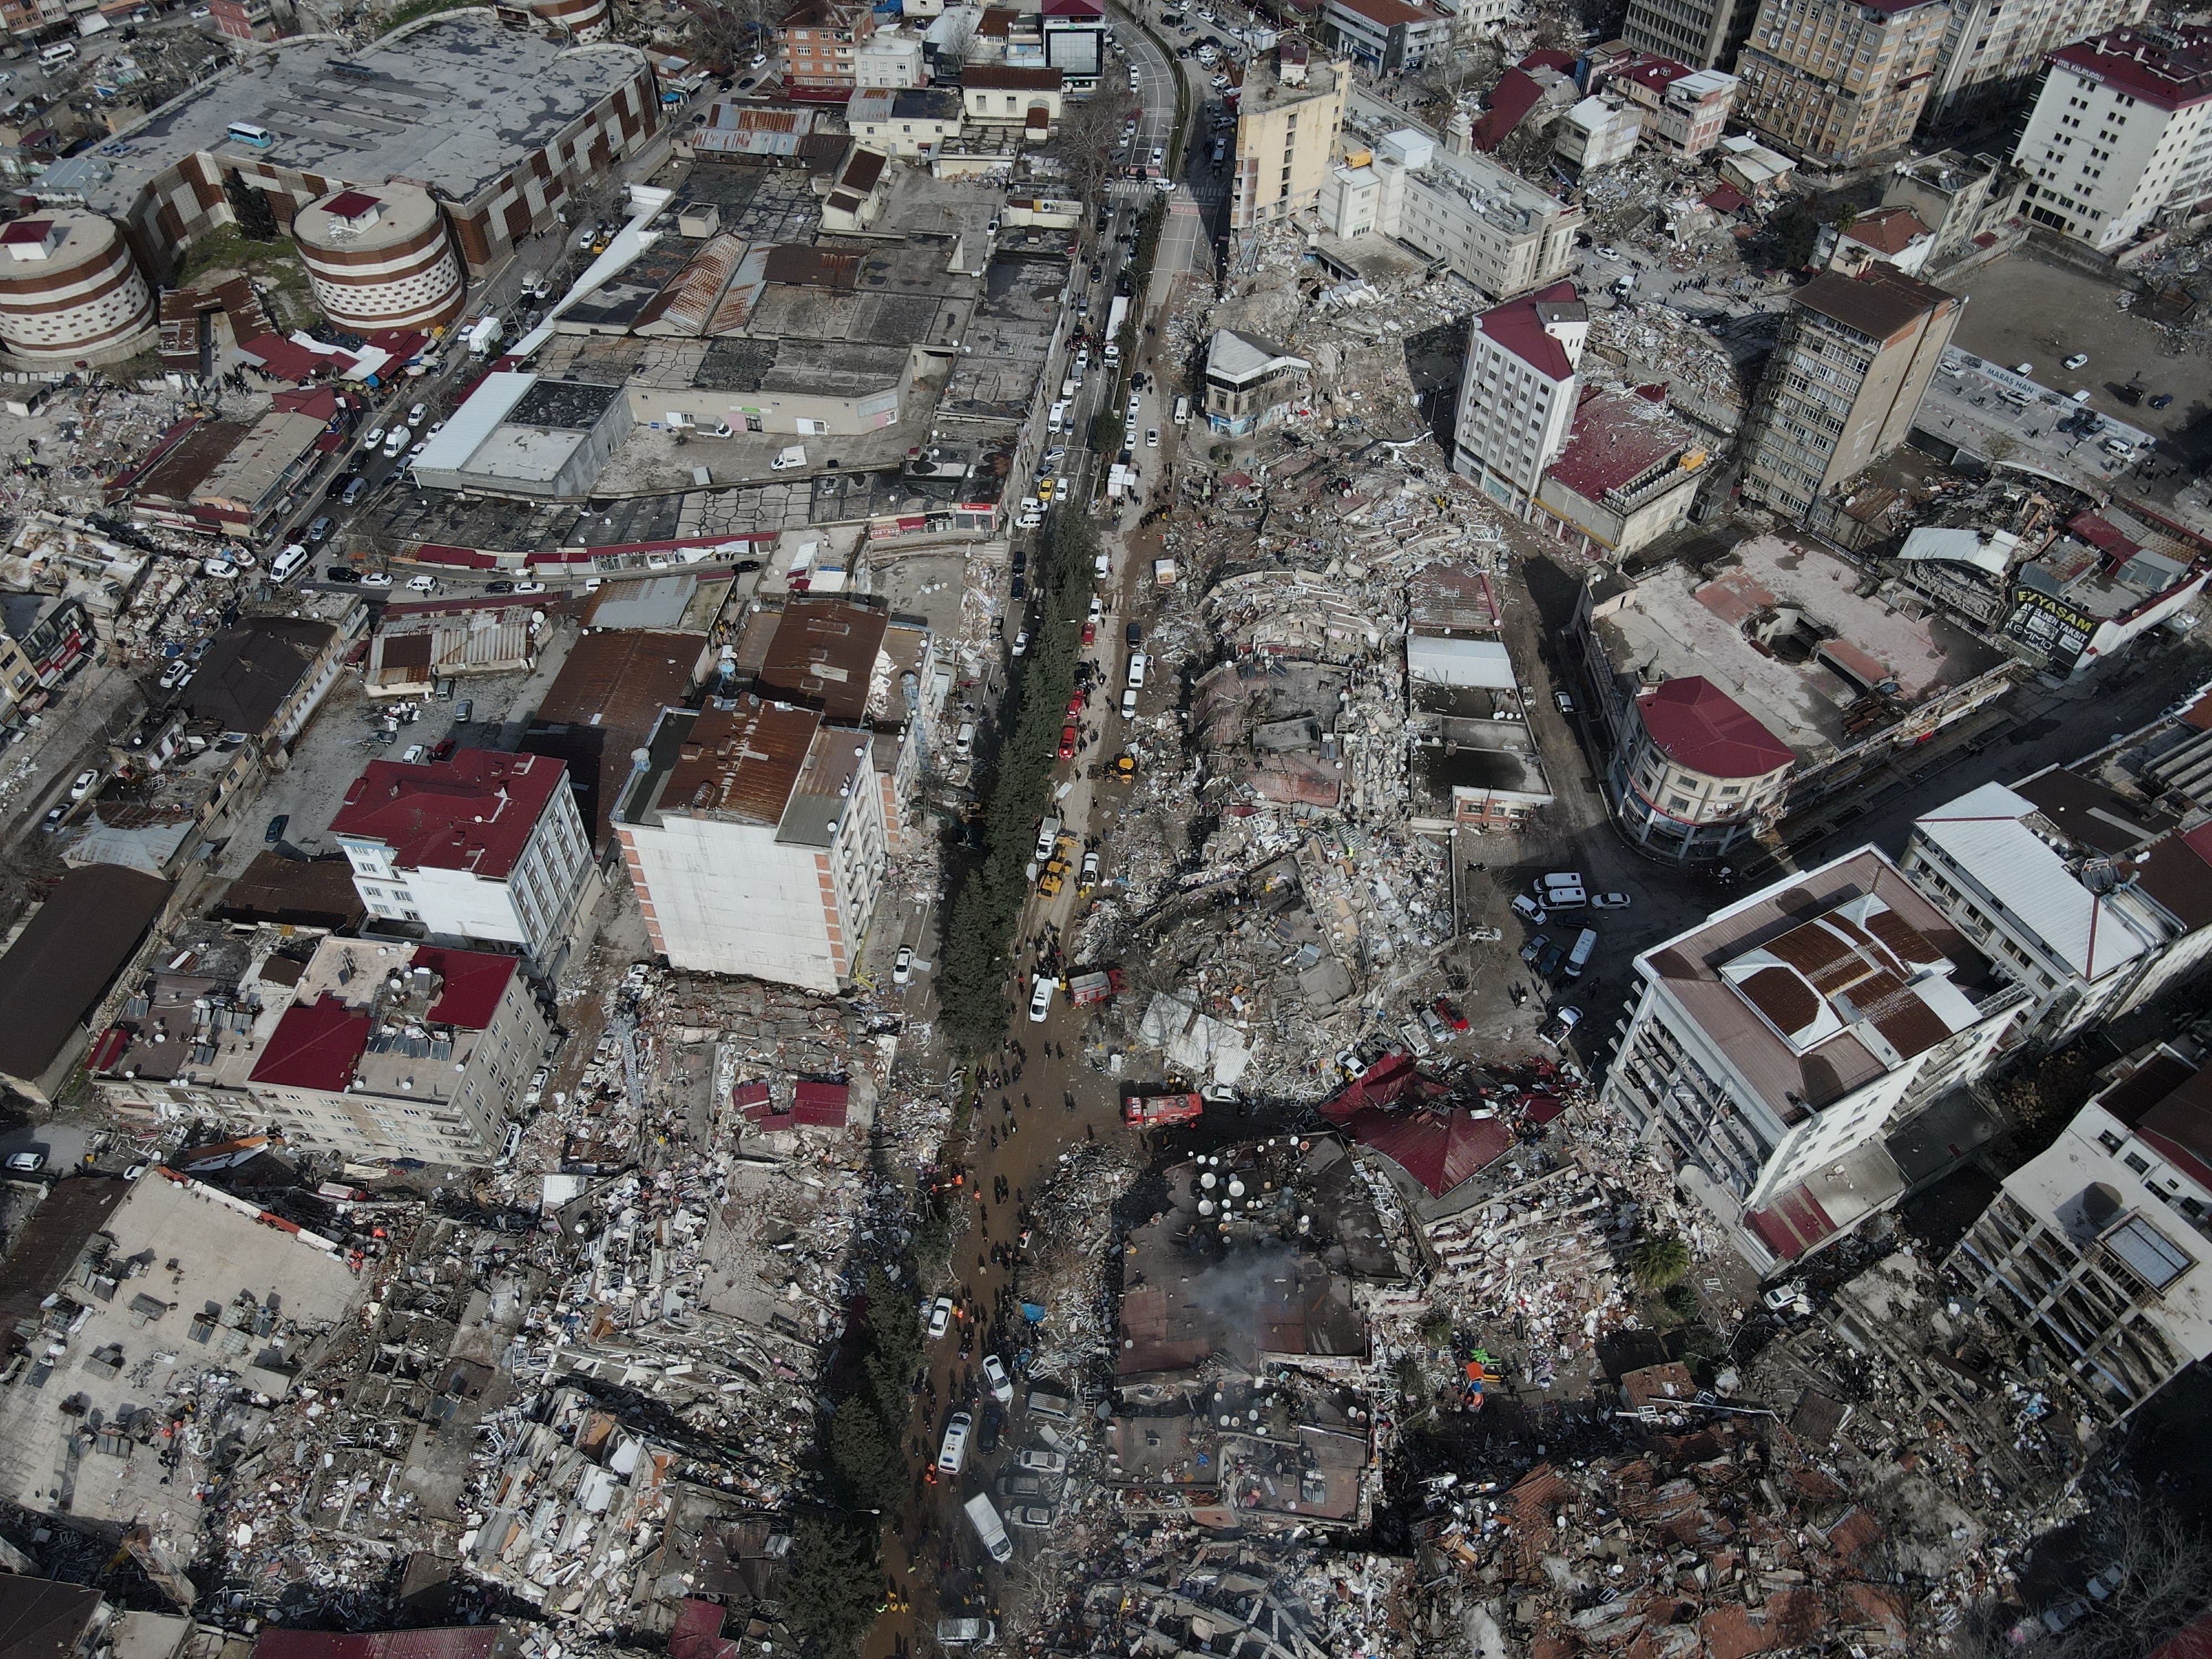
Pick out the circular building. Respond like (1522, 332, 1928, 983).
(293, 185, 467, 335)
(0, 211, 155, 367)
(528, 0, 610, 37)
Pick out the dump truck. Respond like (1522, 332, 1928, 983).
(1067, 969, 1123, 1005)
(1123, 1091, 1203, 1128)
(964, 1493, 1014, 1564)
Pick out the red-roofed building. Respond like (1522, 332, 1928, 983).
(2017, 27, 2212, 253)
(1612, 676, 1795, 862)
(330, 749, 592, 967)
(1451, 281, 1588, 513)
(1819, 204, 1936, 276)
(1605, 55, 1737, 154)
(243, 936, 551, 1166)
(1535, 385, 1708, 557)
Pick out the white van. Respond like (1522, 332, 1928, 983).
(1565, 927, 1598, 979)
(954, 721, 975, 758)
(1027, 973, 1057, 1022)
(1126, 651, 1147, 688)
(1047, 399, 1070, 434)
(39, 41, 78, 66)
(1173, 395, 1190, 427)
(937, 1411, 972, 1474)
(268, 543, 310, 584)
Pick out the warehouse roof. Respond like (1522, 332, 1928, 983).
(0, 864, 171, 1088)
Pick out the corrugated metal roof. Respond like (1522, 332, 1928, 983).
(656, 701, 820, 825)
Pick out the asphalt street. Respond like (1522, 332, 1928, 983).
(1917, 353, 2154, 499)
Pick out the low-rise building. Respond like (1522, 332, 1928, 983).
(847, 86, 964, 154)
(406, 373, 634, 501)
(1532, 385, 1708, 557)
(364, 596, 541, 696)
(1555, 96, 1643, 173)
(855, 31, 926, 87)
(521, 628, 713, 849)
(1608, 55, 1738, 155)
(244, 937, 551, 1163)
(0, 590, 91, 710)
(1449, 281, 1586, 511)
(1602, 847, 2030, 1265)
(960, 65, 1063, 135)
(181, 608, 363, 753)
(2013, 25, 2212, 259)
(2003, 517, 2207, 674)
(614, 699, 889, 992)
(1817, 204, 1937, 275)
(186, 405, 333, 540)
(1902, 776, 2212, 1046)
(1947, 1042, 2212, 1422)
(0, 863, 174, 1105)
(1320, 128, 1583, 300)
(1201, 328, 1311, 438)
(1322, 0, 1453, 74)
(328, 749, 594, 967)
(1880, 149, 2027, 269)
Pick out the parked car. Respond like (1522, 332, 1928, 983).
(1540, 1006, 1583, 1046)
(4, 1151, 45, 1173)
(360, 572, 393, 588)
(406, 574, 437, 592)
(982, 1354, 1013, 1403)
(68, 769, 99, 801)
(264, 813, 289, 844)
(1511, 893, 1548, 925)
(1553, 688, 1575, 714)
(894, 945, 915, 984)
(1590, 892, 1632, 909)
(928, 1296, 954, 1339)
(1016, 1447, 1066, 1475)
(2063, 352, 2089, 371)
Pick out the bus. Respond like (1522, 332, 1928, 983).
(226, 122, 278, 149)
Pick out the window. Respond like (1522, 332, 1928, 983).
(2125, 1151, 2152, 1176)
(2098, 1130, 2125, 1155)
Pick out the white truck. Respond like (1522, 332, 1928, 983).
(964, 1493, 1014, 1564)
(463, 314, 504, 356)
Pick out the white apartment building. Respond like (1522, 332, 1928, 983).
(1601, 848, 2030, 1265)
(1925, 0, 2148, 132)
(328, 749, 594, 968)
(2013, 24, 2212, 255)
(1319, 128, 1584, 299)
(1449, 280, 1586, 511)
(1948, 1042, 2212, 1422)
(244, 937, 551, 1165)
(855, 32, 926, 86)
(613, 700, 888, 993)
(1320, 0, 1452, 74)
(1902, 777, 2212, 1045)
(1556, 96, 1644, 172)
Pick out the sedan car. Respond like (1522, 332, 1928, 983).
(927, 1296, 954, 1339)
(893, 945, 915, 985)
(1146, 427, 1159, 447)
(1079, 851, 1099, 885)
(981, 1354, 1013, 1404)
(1007, 1505, 1055, 1530)
(1016, 1447, 1066, 1475)
(486, 579, 516, 593)
(1590, 892, 1632, 909)
(4, 1151, 45, 1173)
(323, 565, 360, 584)
(1519, 933, 1550, 964)
(2063, 352, 2089, 371)
(360, 572, 393, 588)
(264, 813, 289, 845)
(69, 769, 99, 801)
(1011, 629, 1029, 657)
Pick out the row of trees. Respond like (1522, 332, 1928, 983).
(934, 508, 1101, 1054)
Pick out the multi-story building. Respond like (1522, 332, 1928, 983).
(779, 0, 880, 96)
(1901, 776, 2212, 1046)
(1229, 42, 1349, 234)
(208, 0, 295, 40)
(614, 699, 889, 992)
(1531, 387, 1710, 559)
(0, 592, 91, 706)
(1449, 280, 1586, 510)
(1606, 676, 1794, 862)
(291, 185, 468, 335)
(855, 32, 926, 87)
(1319, 129, 1582, 298)
(1201, 328, 1311, 437)
(1608, 55, 1739, 155)
(1738, 266, 1961, 520)
(0, 212, 157, 368)
(1621, 0, 1756, 71)
(2012, 25, 2212, 258)
(246, 937, 551, 1164)
(1602, 848, 2030, 1264)
(1321, 0, 1453, 75)
(1556, 96, 1644, 172)
(1924, 0, 2148, 133)
(1947, 1042, 2212, 1423)
(1735, 0, 1948, 168)
(328, 749, 594, 968)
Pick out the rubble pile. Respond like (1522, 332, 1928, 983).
(1065, 1536, 1419, 1659)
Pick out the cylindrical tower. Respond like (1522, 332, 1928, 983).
(531, 0, 610, 39)
(293, 184, 468, 335)
(0, 211, 156, 366)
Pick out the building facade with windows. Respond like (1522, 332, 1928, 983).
(1451, 281, 1587, 510)
(1609, 676, 1794, 862)
(1230, 44, 1349, 234)
(1321, 0, 1453, 74)
(780, 0, 880, 94)
(1735, 0, 1949, 167)
(245, 938, 551, 1165)
(2011, 24, 2212, 256)
(328, 749, 593, 968)
(1739, 267, 1960, 519)
(1201, 328, 1310, 436)
(1946, 1042, 2212, 1423)
(613, 700, 889, 992)
(1621, 0, 1756, 71)
(1319, 129, 1583, 299)
(1925, 0, 2147, 131)
(1601, 848, 2030, 1265)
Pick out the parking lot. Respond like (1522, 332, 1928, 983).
(1947, 253, 2211, 453)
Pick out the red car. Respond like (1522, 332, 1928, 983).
(1433, 996, 1468, 1032)
(1081, 620, 1097, 646)
(1067, 688, 1086, 716)
(1058, 724, 1078, 759)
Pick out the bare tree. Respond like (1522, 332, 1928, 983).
(934, 5, 978, 67)
(686, 0, 779, 71)
(1048, 87, 1137, 207)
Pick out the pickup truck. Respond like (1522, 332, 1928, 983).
(1123, 1091, 1203, 1128)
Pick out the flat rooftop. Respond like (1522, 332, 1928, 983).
(1593, 534, 2004, 758)
(0, 1173, 362, 1546)
(80, 14, 646, 219)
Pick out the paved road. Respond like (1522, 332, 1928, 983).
(1917, 353, 2153, 500)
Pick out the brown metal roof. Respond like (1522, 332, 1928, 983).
(1794, 267, 1954, 341)
(762, 245, 860, 290)
(756, 596, 888, 722)
(655, 701, 820, 825)
(0, 864, 171, 1087)
(1733, 964, 1820, 1036)
(964, 64, 1063, 88)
